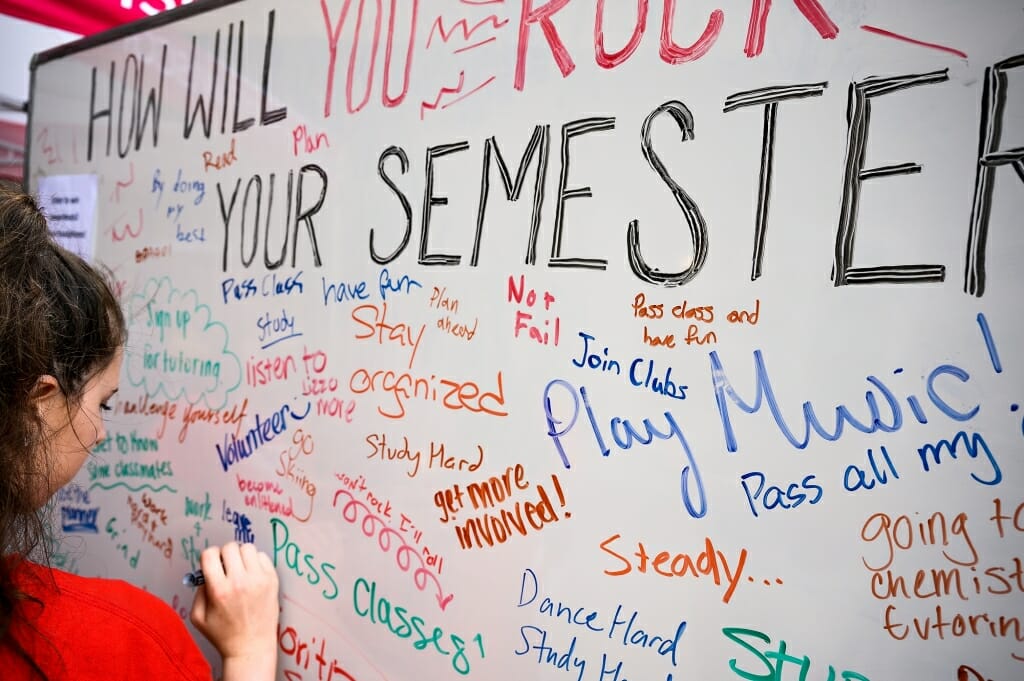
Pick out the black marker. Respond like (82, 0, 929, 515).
(182, 569, 205, 587)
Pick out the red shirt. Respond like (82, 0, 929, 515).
(1, 561, 212, 680)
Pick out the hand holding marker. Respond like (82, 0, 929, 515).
(187, 542, 280, 680)
(183, 541, 250, 586)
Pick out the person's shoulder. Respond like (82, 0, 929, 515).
(48, 564, 176, 616)
(46, 563, 161, 602)
(12, 562, 212, 680)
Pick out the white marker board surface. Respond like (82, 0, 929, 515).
(27, 1, 1024, 679)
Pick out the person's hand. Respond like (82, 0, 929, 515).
(190, 542, 279, 681)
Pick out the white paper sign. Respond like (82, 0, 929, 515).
(37, 173, 98, 260)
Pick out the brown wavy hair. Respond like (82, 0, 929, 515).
(0, 181, 127, 677)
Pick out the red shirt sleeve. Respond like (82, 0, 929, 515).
(2, 562, 213, 681)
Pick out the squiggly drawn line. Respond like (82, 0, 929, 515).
(420, 71, 465, 120)
(110, 161, 135, 203)
(442, 75, 496, 110)
(89, 481, 178, 494)
(427, 15, 509, 49)
(333, 489, 454, 610)
(110, 209, 143, 242)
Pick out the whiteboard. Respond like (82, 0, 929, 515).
(28, 1, 1024, 679)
